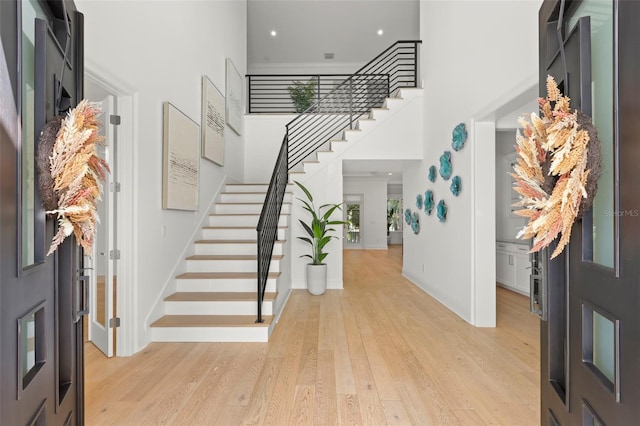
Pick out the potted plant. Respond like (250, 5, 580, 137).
(288, 78, 317, 113)
(294, 180, 345, 295)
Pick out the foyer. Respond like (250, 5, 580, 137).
(86, 246, 539, 425)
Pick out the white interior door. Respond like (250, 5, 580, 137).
(86, 95, 115, 357)
(344, 195, 363, 249)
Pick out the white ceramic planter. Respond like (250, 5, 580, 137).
(307, 264, 327, 295)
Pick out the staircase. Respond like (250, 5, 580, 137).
(289, 87, 423, 178)
(150, 183, 291, 342)
(150, 41, 422, 344)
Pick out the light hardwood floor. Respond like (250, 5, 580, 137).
(85, 246, 539, 425)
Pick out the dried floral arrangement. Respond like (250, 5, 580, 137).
(43, 100, 109, 256)
(512, 75, 600, 259)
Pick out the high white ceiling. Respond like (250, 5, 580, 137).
(248, 0, 420, 187)
(248, 0, 420, 67)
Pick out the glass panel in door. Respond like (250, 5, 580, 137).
(86, 95, 115, 357)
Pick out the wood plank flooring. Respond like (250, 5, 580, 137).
(85, 246, 540, 425)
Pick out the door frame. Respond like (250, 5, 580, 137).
(84, 69, 136, 356)
(469, 76, 538, 327)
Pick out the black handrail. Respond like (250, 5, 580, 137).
(255, 40, 421, 323)
(256, 135, 288, 323)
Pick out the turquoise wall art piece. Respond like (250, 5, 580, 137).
(439, 151, 452, 180)
(437, 199, 447, 222)
(428, 165, 437, 183)
(451, 122, 467, 151)
(450, 175, 462, 196)
(411, 212, 420, 234)
(416, 193, 423, 210)
(404, 208, 412, 225)
(424, 190, 434, 215)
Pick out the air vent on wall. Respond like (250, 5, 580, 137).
(324, 53, 334, 60)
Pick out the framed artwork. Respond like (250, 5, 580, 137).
(201, 76, 225, 165)
(162, 102, 200, 211)
(225, 58, 243, 135)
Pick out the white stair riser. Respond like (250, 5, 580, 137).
(186, 259, 281, 273)
(369, 108, 391, 120)
(220, 193, 293, 203)
(202, 227, 286, 240)
(214, 203, 291, 215)
(208, 215, 288, 227)
(357, 120, 376, 132)
(225, 185, 294, 194)
(151, 326, 269, 343)
(176, 278, 277, 293)
(165, 300, 273, 316)
(225, 184, 269, 193)
(195, 242, 283, 255)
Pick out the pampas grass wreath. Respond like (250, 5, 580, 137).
(512, 75, 601, 259)
(37, 100, 109, 256)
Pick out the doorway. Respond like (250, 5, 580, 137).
(82, 70, 135, 358)
(344, 195, 363, 249)
(83, 78, 118, 358)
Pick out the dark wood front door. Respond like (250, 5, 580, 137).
(1, 1, 86, 424)
(537, 0, 640, 424)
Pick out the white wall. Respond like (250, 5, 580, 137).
(344, 178, 388, 250)
(244, 114, 293, 182)
(77, 0, 247, 352)
(249, 62, 361, 76)
(404, 0, 541, 324)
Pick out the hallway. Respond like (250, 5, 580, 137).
(85, 246, 539, 425)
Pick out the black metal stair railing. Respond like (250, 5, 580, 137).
(247, 74, 352, 114)
(255, 40, 421, 323)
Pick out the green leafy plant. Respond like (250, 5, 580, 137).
(288, 79, 317, 113)
(295, 180, 346, 265)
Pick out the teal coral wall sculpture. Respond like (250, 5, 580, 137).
(439, 151, 452, 180)
(450, 176, 462, 196)
(428, 165, 437, 183)
(452, 123, 467, 151)
(416, 194, 423, 210)
(411, 212, 420, 234)
(437, 200, 447, 222)
(424, 190, 434, 215)
(404, 208, 412, 225)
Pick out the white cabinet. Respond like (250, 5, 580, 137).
(496, 250, 513, 286)
(496, 241, 531, 296)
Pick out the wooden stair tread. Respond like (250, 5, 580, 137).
(165, 292, 277, 302)
(215, 202, 292, 205)
(150, 315, 273, 328)
(221, 191, 292, 195)
(209, 213, 289, 216)
(195, 239, 285, 244)
(186, 254, 284, 261)
(202, 225, 288, 229)
(176, 272, 280, 279)
(227, 183, 293, 186)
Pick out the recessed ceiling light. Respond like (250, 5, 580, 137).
(270, 30, 277, 37)
(377, 29, 384, 36)
(388, 172, 393, 176)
